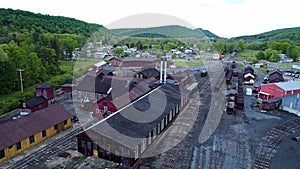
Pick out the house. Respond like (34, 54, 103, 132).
(19, 83, 54, 112)
(244, 73, 255, 85)
(92, 77, 154, 118)
(77, 84, 189, 167)
(35, 83, 54, 101)
(0, 104, 72, 163)
(91, 61, 107, 71)
(243, 66, 255, 76)
(212, 51, 222, 60)
(18, 96, 49, 112)
(94, 52, 107, 59)
(105, 57, 122, 67)
(61, 81, 76, 92)
(76, 75, 115, 102)
(258, 80, 300, 100)
(281, 94, 300, 116)
(134, 68, 160, 80)
(279, 54, 293, 63)
(259, 60, 270, 67)
(263, 70, 284, 83)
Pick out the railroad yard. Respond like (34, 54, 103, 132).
(0, 60, 300, 169)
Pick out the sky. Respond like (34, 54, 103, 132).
(0, 0, 299, 38)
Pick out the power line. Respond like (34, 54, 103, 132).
(17, 69, 24, 93)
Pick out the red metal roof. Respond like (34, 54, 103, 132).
(0, 104, 72, 150)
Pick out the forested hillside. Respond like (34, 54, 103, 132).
(0, 8, 105, 113)
(111, 25, 219, 38)
(0, 8, 104, 94)
(232, 27, 300, 42)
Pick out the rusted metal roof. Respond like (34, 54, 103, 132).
(23, 96, 48, 108)
(35, 83, 53, 89)
(0, 104, 72, 150)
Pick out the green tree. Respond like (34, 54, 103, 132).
(112, 47, 124, 57)
(255, 51, 265, 60)
(235, 40, 245, 52)
(269, 50, 280, 62)
(286, 45, 300, 62)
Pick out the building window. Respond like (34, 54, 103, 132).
(42, 130, 47, 137)
(64, 120, 67, 125)
(157, 123, 161, 135)
(0, 149, 4, 159)
(103, 102, 108, 106)
(29, 135, 35, 144)
(141, 138, 146, 153)
(148, 132, 152, 145)
(16, 142, 21, 150)
(54, 124, 58, 130)
(153, 128, 156, 140)
(134, 146, 139, 160)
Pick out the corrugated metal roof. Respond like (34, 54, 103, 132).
(94, 61, 107, 67)
(0, 104, 72, 150)
(275, 80, 300, 91)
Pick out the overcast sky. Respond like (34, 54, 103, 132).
(0, 0, 299, 38)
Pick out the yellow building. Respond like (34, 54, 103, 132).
(0, 104, 72, 163)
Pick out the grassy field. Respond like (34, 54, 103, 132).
(59, 60, 99, 77)
(259, 68, 269, 75)
(238, 63, 245, 70)
(277, 63, 293, 68)
(235, 49, 261, 62)
(173, 61, 204, 67)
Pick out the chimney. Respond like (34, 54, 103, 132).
(160, 58, 163, 83)
(164, 58, 167, 83)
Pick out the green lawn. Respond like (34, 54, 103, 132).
(173, 61, 204, 67)
(238, 63, 245, 70)
(259, 68, 269, 75)
(277, 63, 292, 68)
(235, 49, 261, 62)
(59, 60, 99, 77)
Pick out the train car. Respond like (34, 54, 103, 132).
(226, 69, 233, 84)
(226, 92, 236, 114)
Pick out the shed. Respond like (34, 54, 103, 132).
(77, 84, 184, 167)
(0, 104, 72, 162)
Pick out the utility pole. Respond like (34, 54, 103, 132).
(17, 69, 24, 93)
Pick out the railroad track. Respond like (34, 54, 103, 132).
(157, 76, 212, 169)
(253, 118, 300, 169)
(9, 119, 100, 169)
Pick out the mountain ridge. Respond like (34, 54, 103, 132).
(110, 25, 220, 39)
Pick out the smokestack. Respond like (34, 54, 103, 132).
(160, 58, 163, 83)
(164, 58, 167, 83)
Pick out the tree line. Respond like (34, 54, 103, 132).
(0, 8, 103, 95)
